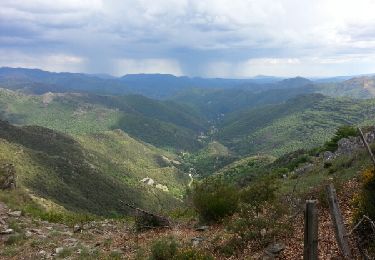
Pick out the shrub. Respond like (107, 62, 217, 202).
(5, 233, 25, 246)
(149, 237, 214, 260)
(175, 248, 214, 260)
(324, 125, 358, 152)
(239, 177, 278, 211)
(192, 177, 238, 222)
(150, 237, 179, 260)
(223, 177, 289, 253)
(355, 168, 375, 220)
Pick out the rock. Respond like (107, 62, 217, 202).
(160, 155, 171, 165)
(191, 237, 205, 246)
(140, 177, 154, 186)
(260, 228, 267, 237)
(64, 238, 78, 247)
(30, 228, 43, 235)
(155, 184, 169, 192)
(111, 249, 124, 254)
(336, 137, 361, 155)
(294, 163, 314, 175)
(171, 160, 181, 166)
(25, 230, 33, 238)
(55, 247, 64, 254)
(8, 210, 22, 217)
(0, 163, 16, 190)
(323, 151, 335, 161)
(39, 250, 46, 256)
(265, 242, 285, 255)
(195, 226, 209, 232)
(73, 224, 82, 233)
(0, 228, 14, 235)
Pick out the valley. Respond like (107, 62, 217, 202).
(0, 68, 375, 259)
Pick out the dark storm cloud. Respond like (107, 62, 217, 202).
(1, 0, 375, 77)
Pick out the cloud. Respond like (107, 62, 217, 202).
(114, 58, 183, 76)
(0, 50, 85, 72)
(1, 0, 375, 77)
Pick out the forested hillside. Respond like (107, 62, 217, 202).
(218, 94, 375, 155)
(0, 89, 206, 151)
(0, 119, 188, 216)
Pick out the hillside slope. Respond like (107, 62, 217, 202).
(171, 86, 315, 119)
(0, 120, 188, 216)
(218, 94, 375, 155)
(317, 76, 375, 98)
(0, 89, 206, 151)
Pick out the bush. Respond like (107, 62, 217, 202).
(355, 168, 375, 220)
(175, 248, 214, 260)
(192, 177, 239, 222)
(150, 237, 179, 260)
(239, 177, 278, 211)
(324, 125, 358, 152)
(149, 237, 213, 260)
(223, 177, 289, 253)
(4, 233, 25, 246)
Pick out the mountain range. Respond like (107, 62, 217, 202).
(1, 66, 375, 217)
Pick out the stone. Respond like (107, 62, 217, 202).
(155, 184, 169, 192)
(8, 210, 22, 217)
(323, 151, 335, 161)
(39, 250, 46, 256)
(0, 163, 16, 190)
(30, 228, 43, 235)
(64, 238, 78, 247)
(111, 249, 124, 254)
(25, 230, 33, 238)
(140, 177, 154, 186)
(73, 224, 82, 233)
(160, 155, 171, 165)
(294, 163, 314, 175)
(0, 228, 14, 235)
(171, 160, 181, 166)
(265, 242, 285, 255)
(260, 228, 267, 237)
(195, 226, 209, 232)
(191, 237, 205, 246)
(55, 247, 64, 254)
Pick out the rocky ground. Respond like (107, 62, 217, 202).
(0, 179, 369, 259)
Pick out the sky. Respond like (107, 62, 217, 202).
(2, 0, 375, 78)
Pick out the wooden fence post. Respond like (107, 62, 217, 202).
(358, 127, 375, 168)
(326, 184, 352, 259)
(304, 200, 318, 260)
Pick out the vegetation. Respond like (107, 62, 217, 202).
(0, 120, 187, 217)
(182, 141, 236, 177)
(2, 68, 375, 257)
(150, 237, 214, 260)
(150, 237, 179, 260)
(191, 177, 239, 222)
(323, 125, 358, 152)
(0, 89, 205, 151)
(355, 168, 375, 220)
(222, 177, 289, 255)
(218, 94, 375, 156)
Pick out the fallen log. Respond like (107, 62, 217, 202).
(121, 201, 171, 231)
